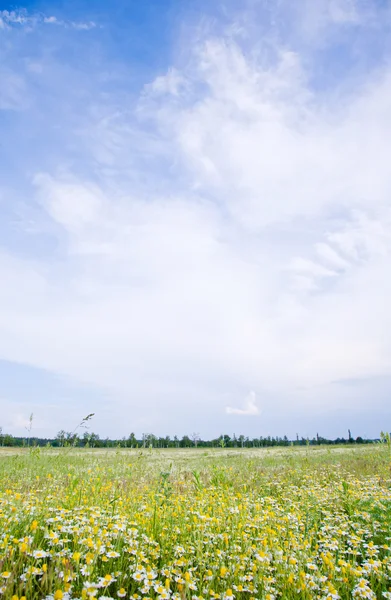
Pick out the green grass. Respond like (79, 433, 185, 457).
(0, 444, 390, 600)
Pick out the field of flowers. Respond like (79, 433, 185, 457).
(0, 445, 391, 600)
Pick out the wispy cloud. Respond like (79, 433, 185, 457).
(226, 391, 260, 416)
(0, 68, 26, 110)
(0, 9, 96, 31)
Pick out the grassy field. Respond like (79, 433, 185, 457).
(0, 445, 391, 600)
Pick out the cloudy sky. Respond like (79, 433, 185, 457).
(1, 0, 391, 440)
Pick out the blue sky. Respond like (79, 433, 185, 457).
(1, 0, 391, 440)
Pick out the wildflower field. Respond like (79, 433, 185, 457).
(1, 445, 391, 600)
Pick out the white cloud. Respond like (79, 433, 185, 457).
(0, 10, 31, 26)
(328, 0, 359, 24)
(69, 21, 96, 31)
(147, 68, 187, 97)
(226, 391, 260, 416)
(33, 173, 104, 233)
(0, 9, 96, 31)
(0, 69, 27, 110)
(146, 40, 391, 230)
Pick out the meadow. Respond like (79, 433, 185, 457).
(0, 444, 391, 600)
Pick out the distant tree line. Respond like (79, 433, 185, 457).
(0, 427, 381, 448)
